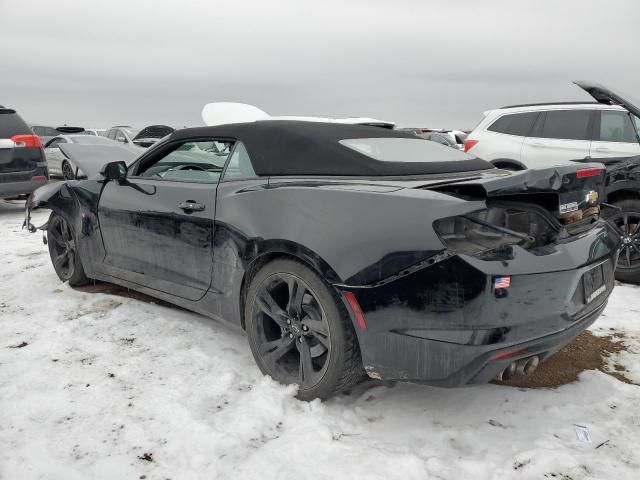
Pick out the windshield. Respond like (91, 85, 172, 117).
(69, 135, 117, 145)
(339, 137, 473, 162)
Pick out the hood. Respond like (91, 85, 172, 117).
(574, 81, 640, 118)
(133, 125, 174, 141)
(58, 144, 139, 177)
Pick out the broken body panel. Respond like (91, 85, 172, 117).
(25, 126, 619, 387)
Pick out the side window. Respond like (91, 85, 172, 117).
(115, 130, 127, 143)
(106, 129, 115, 140)
(598, 111, 638, 143)
(222, 142, 257, 180)
(136, 139, 234, 183)
(487, 112, 538, 136)
(633, 115, 640, 139)
(540, 110, 590, 140)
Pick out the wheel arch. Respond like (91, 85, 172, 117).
(238, 242, 342, 330)
(607, 188, 640, 204)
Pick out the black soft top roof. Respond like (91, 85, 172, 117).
(170, 120, 493, 176)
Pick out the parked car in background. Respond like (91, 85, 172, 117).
(104, 126, 141, 146)
(131, 125, 175, 147)
(0, 107, 48, 199)
(464, 82, 640, 170)
(26, 117, 617, 400)
(44, 134, 121, 179)
(31, 125, 60, 145)
(84, 128, 106, 136)
(400, 128, 460, 149)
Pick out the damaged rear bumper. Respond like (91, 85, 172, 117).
(340, 220, 619, 386)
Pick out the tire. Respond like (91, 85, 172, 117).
(245, 259, 364, 400)
(47, 212, 90, 287)
(603, 199, 640, 284)
(62, 161, 76, 180)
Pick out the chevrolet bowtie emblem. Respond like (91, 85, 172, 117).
(585, 190, 599, 203)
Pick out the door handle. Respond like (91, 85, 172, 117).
(178, 201, 205, 212)
(530, 142, 545, 147)
(593, 147, 610, 152)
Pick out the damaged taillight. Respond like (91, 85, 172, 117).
(433, 206, 557, 257)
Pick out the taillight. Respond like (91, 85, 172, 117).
(433, 206, 556, 256)
(11, 134, 42, 148)
(464, 139, 478, 152)
(576, 167, 603, 179)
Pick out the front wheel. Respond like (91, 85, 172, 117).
(47, 212, 90, 286)
(604, 199, 640, 284)
(245, 259, 364, 400)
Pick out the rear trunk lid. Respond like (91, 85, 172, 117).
(422, 164, 605, 230)
(574, 81, 640, 118)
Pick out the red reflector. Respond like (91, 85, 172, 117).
(576, 167, 602, 178)
(464, 139, 478, 152)
(344, 291, 367, 330)
(11, 134, 42, 148)
(491, 347, 526, 360)
(31, 176, 47, 182)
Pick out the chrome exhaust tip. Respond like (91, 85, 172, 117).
(516, 356, 540, 376)
(496, 361, 517, 381)
(523, 356, 539, 375)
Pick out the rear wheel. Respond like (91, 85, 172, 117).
(245, 259, 364, 400)
(62, 161, 76, 180)
(604, 199, 640, 284)
(47, 212, 90, 286)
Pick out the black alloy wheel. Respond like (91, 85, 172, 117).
(245, 259, 363, 400)
(606, 199, 640, 284)
(62, 161, 76, 180)
(47, 212, 89, 286)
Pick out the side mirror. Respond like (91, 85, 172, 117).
(100, 161, 127, 182)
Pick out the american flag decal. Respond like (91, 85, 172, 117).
(494, 276, 511, 289)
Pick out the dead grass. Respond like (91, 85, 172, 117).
(496, 330, 634, 388)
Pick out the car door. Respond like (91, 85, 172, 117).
(521, 110, 593, 167)
(589, 109, 640, 158)
(44, 137, 67, 175)
(97, 137, 234, 301)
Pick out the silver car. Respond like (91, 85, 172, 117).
(44, 134, 120, 179)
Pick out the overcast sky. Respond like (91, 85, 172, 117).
(1, 0, 638, 130)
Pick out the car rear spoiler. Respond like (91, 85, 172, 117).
(58, 144, 139, 177)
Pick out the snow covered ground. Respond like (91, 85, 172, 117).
(1, 198, 639, 480)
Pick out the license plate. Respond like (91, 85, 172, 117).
(583, 263, 606, 304)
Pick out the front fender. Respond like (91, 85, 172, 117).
(24, 181, 81, 232)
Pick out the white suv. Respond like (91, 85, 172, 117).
(465, 82, 640, 169)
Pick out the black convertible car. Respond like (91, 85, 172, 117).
(26, 121, 619, 400)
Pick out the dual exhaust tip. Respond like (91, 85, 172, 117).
(495, 356, 539, 381)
